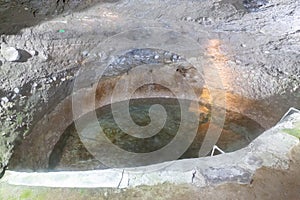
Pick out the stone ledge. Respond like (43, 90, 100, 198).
(1, 113, 299, 189)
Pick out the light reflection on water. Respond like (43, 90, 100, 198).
(49, 98, 265, 170)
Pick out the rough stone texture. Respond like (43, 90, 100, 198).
(1, 113, 299, 189)
(0, 0, 300, 185)
(202, 166, 252, 185)
(7, 70, 262, 171)
(0, 0, 117, 34)
(0, 0, 299, 96)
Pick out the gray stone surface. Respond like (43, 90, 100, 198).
(0, 45, 20, 62)
(1, 113, 299, 188)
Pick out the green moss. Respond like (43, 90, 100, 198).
(79, 188, 87, 195)
(284, 128, 300, 139)
(20, 190, 33, 199)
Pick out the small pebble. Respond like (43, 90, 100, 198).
(186, 16, 192, 21)
(82, 51, 89, 57)
(171, 54, 178, 61)
(164, 59, 172, 64)
(259, 30, 265, 34)
(1, 97, 9, 103)
(235, 60, 242, 64)
(13, 88, 20, 94)
(0, 46, 20, 62)
(39, 52, 49, 62)
(29, 50, 38, 56)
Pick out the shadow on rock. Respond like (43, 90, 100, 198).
(16, 49, 33, 63)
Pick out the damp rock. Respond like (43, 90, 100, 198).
(13, 88, 20, 94)
(0, 45, 20, 62)
(29, 50, 38, 56)
(243, 0, 269, 12)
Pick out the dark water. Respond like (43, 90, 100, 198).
(49, 98, 265, 170)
